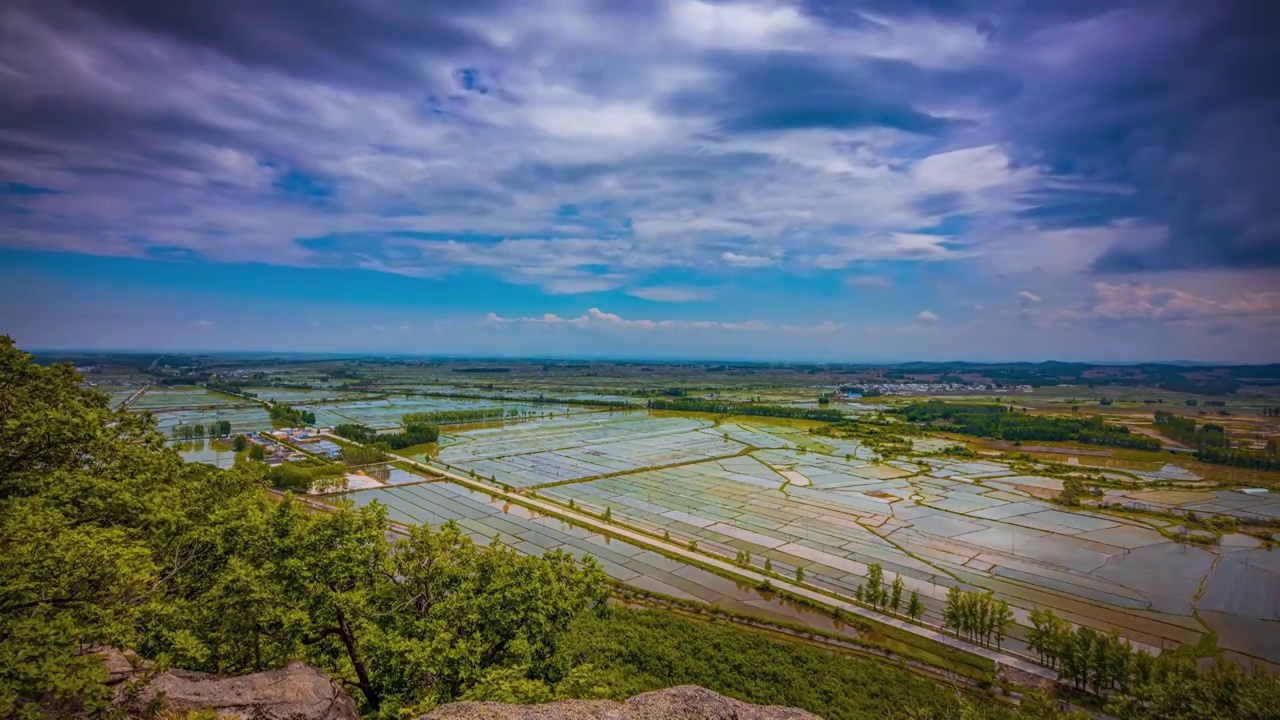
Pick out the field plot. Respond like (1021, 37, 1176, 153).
(148, 406, 274, 434)
(329, 480, 838, 627)
(133, 386, 248, 410)
(427, 412, 1280, 665)
(240, 387, 372, 403)
(311, 396, 583, 430)
(172, 440, 238, 468)
(437, 414, 746, 486)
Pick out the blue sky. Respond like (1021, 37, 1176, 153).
(1, 0, 1278, 361)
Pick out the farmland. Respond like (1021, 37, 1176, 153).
(115, 356, 1280, 675)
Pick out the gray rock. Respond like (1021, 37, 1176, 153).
(422, 686, 821, 720)
(92, 649, 359, 720)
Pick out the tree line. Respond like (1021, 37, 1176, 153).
(942, 586, 1015, 650)
(402, 407, 510, 425)
(1026, 607, 1280, 718)
(896, 402, 1161, 450)
(1154, 411, 1280, 470)
(340, 444, 387, 466)
(645, 398, 845, 422)
(1153, 411, 1227, 448)
(853, 562, 925, 623)
(410, 390, 636, 409)
(267, 401, 315, 427)
(264, 458, 345, 492)
(333, 421, 440, 451)
(171, 419, 232, 440)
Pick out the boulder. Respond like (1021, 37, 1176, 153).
(422, 685, 821, 720)
(92, 649, 359, 720)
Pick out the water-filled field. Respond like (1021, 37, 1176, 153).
(329, 480, 840, 628)
(154, 386, 1280, 667)
(132, 387, 247, 410)
(425, 412, 1280, 666)
(148, 406, 274, 434)
(172, 440, 238, 468)
(308, 397, 583, 430)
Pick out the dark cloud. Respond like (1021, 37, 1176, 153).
(664, 53, 998, 136)
(0, 0, 1276, 284)
(987, 0, 1280, 270)
(69, 0, 499, 87)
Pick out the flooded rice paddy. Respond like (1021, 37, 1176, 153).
(155, 386, 1280, 666)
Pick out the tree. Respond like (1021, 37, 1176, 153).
(248, 443, 265, 461)
(602, 507, 611, 523)
(942, 585, 964, 639)
(795, 566, 804, 583)
(232, 434, 247, 452)
(890, 576, 904, 615)
(764, 558, 773, 574)
(905, 591, 923, 623)
(865, 563, 884, 610)
(992, 599, 1014, 650)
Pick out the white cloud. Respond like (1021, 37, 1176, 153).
(485, 307, 838, 333)
(627, 286, 711, 302)
(916, 310, 939, 322)
(1016, 290, 1042, 304)
(721, 251, 778, 268)
(812, 232, 957, 269)
(191, 319, 213, 328)
(668, 0, 814, 51)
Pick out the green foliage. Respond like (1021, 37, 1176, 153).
(1022, 606, 1280, 716)
(460, 666, 552, 704)
(231, 434, 247, 452)
(375, 422, 440, 451)
(1054, 477, 1102, 507)
(333, 423, 376, 443)
(264, 459, 344, 491)
(0, 338, 609, 717)
(550, 608, 985, 720)
(1195, 445, 1280, 471)
(942, 587, 1012, 649)
(403, 408, 506, 425)
(898, 402, 1160, 450)
(248, 443, 265, 461)
(267, 402, 314, 428)
(340, 444, 387, 466)
(905, 591, 924, 623)
(645, 398, 844, 422)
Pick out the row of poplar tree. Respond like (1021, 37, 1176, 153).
(1029, 607, 1162, 696)
(942, 586, 1016, 650)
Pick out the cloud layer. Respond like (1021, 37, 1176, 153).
(0, 0, 1277, 360)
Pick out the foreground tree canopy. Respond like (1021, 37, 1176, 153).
(0, 337, 607, 718)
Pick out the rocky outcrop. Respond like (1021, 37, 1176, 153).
(95, 649, 359, 720)
(422, 685, 822, 720)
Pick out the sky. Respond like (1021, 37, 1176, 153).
(1, 0, 1278, 362)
